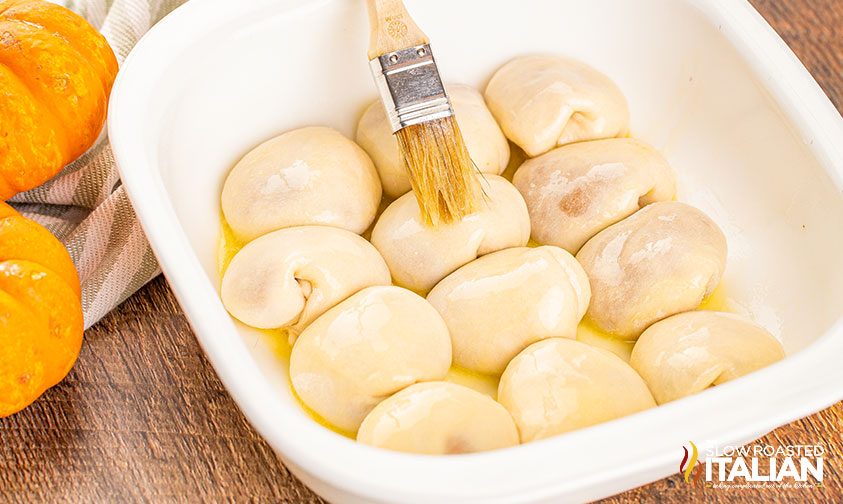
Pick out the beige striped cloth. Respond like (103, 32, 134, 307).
(9, 0, 187, 328)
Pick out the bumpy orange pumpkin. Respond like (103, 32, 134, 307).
(0, 202, 83, 417)
(0, 0, 118, 199)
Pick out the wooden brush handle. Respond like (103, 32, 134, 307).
(366, 0, 429, 59)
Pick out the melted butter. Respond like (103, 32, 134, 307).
(265, 326, 293, 362)
(291, 383, 357, 440)
(699, 282, 731, 312)
(265, 326, 358, 439)
(361, 195, 394, 241)
(264, 325, 356, 439)
(576, 282, 733, 362)
(218, 214, 246, 277)
(218, 228, 354, 437)
(445, 366, 500, 399)
(577, 320, 636, 361)
(501, 142, 527, 181)
(218, 213, 736, 438)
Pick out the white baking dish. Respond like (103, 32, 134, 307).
(108, 0, 843, 501)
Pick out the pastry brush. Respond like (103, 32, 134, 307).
(366, 0, 480, 226)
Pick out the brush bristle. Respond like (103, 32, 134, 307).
(395, 117, 481, 227)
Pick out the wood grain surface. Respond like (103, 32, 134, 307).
(2, 0, 842, 502)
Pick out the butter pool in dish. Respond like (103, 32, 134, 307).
(215, 49, 780, 455)
(213, 48, 782, 459)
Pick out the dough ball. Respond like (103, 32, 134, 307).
(498, 338, 655, 442)
(357, 84, 510, 198)
(371, 175, 530, 293)
(290, 286, 451, 432)
(357, 382, 519, 454)
(427, 246, 590, 375)
(220, 226, 391, 340)
(513, 138, 676, 253)
(630, 311, 785, 404)
(222, 127, 382, 242)
(576, 202, 727, 339)
(485, 55, 630, 157)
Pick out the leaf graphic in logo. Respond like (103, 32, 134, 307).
(680, 441, 699, 483)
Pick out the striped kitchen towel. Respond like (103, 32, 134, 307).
(9, 0, 188, 328)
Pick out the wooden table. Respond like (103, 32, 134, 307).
(2, 0, 842, 502)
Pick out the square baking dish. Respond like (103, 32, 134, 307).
(108, 0, 843, 501)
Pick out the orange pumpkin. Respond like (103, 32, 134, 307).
(0, 201, 83, 417)
(0, 0, 118, 199)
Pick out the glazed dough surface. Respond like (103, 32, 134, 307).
(289, 286, 451, 433)
(357, 84, 510, 198)
(576, 201, 727, 339)
(222, 127, 382, 242)
(220, 226, 391, 340)
(630, 311, 785, 404)
(498, 338, 655, 442)
(485, 55, 630, 157)
(357, 381, 519, 454)
(513, 138, 676, 253)
(427, 246, 590, 375)
(371, 175, 530, 293)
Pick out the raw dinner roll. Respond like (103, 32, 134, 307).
(427, 246, 590, 375)
(513, 138, 676, 253)
(485, 55, 630, 157)
(220, 226, 391, 340)
(498, 338, 656, 442)
(630, 311, 785, 404)
(576, 201, 727, 339)
(357, 382, 519, 454)
(371, 175, 530, 293)
(221, 127, 382, 242)
(357, 84, 510, 198)
(290, 286, 451, 432)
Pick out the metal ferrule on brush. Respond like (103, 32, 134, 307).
(370, 44, 453, 133)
